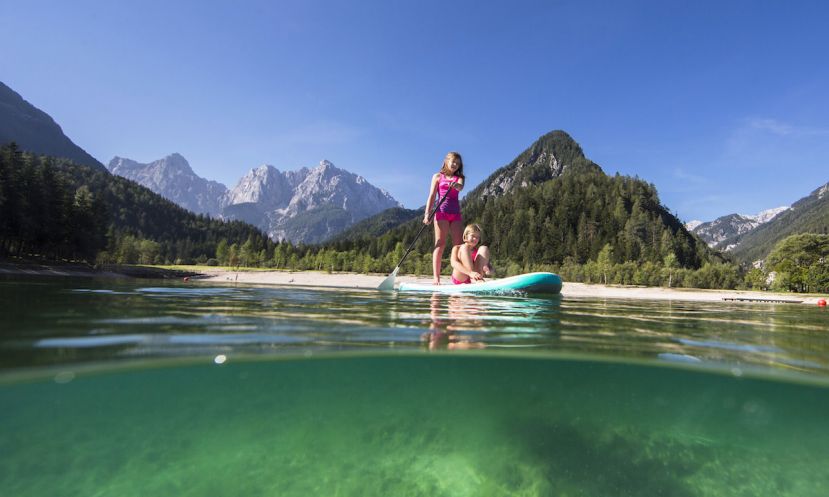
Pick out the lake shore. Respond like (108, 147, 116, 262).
(195, 268, 826, 305)
(0, 260, 199, 280)
(2, 261, 823, 305)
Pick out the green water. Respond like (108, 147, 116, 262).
(2, 276, 829, 496)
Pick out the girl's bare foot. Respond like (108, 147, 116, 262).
(482, 263, 493, 276)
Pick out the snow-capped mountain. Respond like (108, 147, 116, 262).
(686, 206, 789, 250)
(728, 181, 829, 262)
(107, 154, 228, 217)
(108, 154, 401, 243)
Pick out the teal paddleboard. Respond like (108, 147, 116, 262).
(398, 272, 562, 295)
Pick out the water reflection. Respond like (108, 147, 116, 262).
(2, 277, 829, 378)
(421, 293, 488, 350)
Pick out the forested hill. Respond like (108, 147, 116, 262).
(326, 130, 715, 271)
(463, 168, 710, 268)
(466, 130, 602, 200)
(1, 143, 271, 263)
(729, 182, 829, 263)
(0, 81, 106, 171)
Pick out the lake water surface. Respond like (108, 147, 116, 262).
(2, 276, 828, 496)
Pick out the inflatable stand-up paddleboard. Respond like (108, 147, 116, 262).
(398, 272, 562, 295)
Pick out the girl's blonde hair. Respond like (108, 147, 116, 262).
(463, 223, 482, 241)
(440, 151, 465, 178)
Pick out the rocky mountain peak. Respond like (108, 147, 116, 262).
(250, 164, 280, 179)
(220, 159, 401, 242)
(109, 153, 194, 178)
(163, 153, 191, 172)
(688, 206, 790, 250)
(107, 153, 228, 217)
(108, 156, 140, 172)
(223, 165, 292, 209)
(752, 206, 790, 224)
(467, 129, 600, 201)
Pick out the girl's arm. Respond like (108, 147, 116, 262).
(423, 174, 439, 224)
(452, 175, 464, 191)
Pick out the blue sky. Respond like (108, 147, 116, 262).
(2, 0, 828, 222)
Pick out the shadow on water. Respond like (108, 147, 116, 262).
(510, 417, 706, 497)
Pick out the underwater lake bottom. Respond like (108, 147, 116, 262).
(2, 354, 828, 497)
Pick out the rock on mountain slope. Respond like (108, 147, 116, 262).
(687, 206, 789, 251)
(222, 160, 402, 243)
(108, 154, 228, 217)
(0, 80, 106, 170)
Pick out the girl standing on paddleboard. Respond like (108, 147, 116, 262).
(423, 152, 465, 285)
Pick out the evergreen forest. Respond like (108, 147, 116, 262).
(0, 143, 271, 264)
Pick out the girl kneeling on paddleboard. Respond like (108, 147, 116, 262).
(450, 223, 493, 284)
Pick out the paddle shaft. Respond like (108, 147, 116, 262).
(392, 181, 456, 271)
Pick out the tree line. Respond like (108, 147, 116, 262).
(1, 144, 106, 260)
(0, 143, 272, 264)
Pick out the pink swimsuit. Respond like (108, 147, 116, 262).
(451, 248, 478, 285)
(434, 174, 461, 222)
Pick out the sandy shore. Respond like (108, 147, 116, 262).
(3, 262, 820, 304)
(195, 268, 825, 305)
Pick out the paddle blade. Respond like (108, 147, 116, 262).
(378, 267, 399, 291)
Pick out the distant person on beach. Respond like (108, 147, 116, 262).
(449, 223, 493, 285)
(423, 151, 465, 285)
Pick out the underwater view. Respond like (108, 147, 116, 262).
(2, 276, 829, 496)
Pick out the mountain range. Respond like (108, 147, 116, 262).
(107, 154, 401, 244)
(3, 78, 828, 265)
(1, 79, 401, 246)
(685, 179, 829, 263)
(724, 183, 829, 263)
(686, 206, 789, 251)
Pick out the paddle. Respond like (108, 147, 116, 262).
(378, 181, 456, 291)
